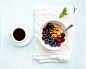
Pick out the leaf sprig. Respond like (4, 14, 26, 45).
(59, 7, 67, 18)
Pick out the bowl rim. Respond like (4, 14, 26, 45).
(39, 20, 68, 50)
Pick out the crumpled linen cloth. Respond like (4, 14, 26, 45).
(34, 6, 73, 62)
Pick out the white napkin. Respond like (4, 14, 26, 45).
(34, 6, 73, 62)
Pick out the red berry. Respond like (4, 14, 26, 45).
(57, 43, 61, 47)
(42, 36, 45, 40)
(57, 39, 61, 43)
(55, 37, 58, 41)
(61, 39, 65, 42)
(61, 33, 65, 37)
(57, 36, 61, 39)
(42, 31, 45, 34)
(61, 36, 64, 39)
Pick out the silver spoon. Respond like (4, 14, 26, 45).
(61, 24, 73, 34)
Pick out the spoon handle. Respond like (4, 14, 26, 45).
(62, 24, 73, 33)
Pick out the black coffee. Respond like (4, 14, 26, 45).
(13, 28, 25, 41)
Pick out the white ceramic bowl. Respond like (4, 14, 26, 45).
(39, 20, 68, 50)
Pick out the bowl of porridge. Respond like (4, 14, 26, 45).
(39, 20, 68, 50)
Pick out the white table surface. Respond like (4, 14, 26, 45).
(0, 0, 86, 69)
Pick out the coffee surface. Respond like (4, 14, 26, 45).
(13, 28, 25, 41)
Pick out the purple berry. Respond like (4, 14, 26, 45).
(51, 25, 54, 28)
(46, 29, 48, 32)
(43, 27, 46, 30)
(49, 28, 51, 31)
(48, 34, 50, 37)
(46, 26, 50, 29)
(47, 23, 51, 27)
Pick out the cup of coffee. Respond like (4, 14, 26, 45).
(9, 27, 27, 42)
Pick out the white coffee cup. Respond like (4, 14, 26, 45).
(9, 27, 27, 43)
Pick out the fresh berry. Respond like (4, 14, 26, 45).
(46, 29, 48, 32)
(54, 44, 57, 47)
(46, 26, 50, 29)
(42, 31, 45, 34)
(42, 36, 45, 40)
(61, 36, 64, 39)
(46, 32, 49, 35)
(45, 35, 48, 38)
(50, 34, 52, 36)
(49, 28, 51, 31)
(47, 23, 51, 27)
(53, 36, 55, 38)
(57, 36, 61, 39)
(48, 34, 50, 37)
(49, 37, 53, 40)
(57, 43, 61, 47)
(55, 37, 58, 41)
(43, 27, 46, 30)
(45, 40, 48, 44)
(51, 25, 54, 28)
(43, 34, 46, 36)
(50, 42, 53, 45)
(52, 41, 55, 44)
(57, 39, 61, 43)
(47, 41, 49, 44)
(61, 39, 65, 42)
(45, 38, 48, 41)
(61, 33, 65, 37)
(56, 42, 58, 44)
(50, 44, 53, 47)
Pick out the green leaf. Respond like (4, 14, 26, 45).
(64, 13, 67, 15)
(59, 13, 65, 18)
(63, 7, 67, 13)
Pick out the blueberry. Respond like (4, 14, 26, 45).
(50, 41, 53, 45)
(49, 40, 52, 42)
(54, 44, 57, 47)
(50, 42, 52, 45)
(49, 37, 53, 40)
(52, 41, 55, 44)
(50, 44, 53, 47)
(47, 39, 49, 41)
(45, 39, 47, 41)
(47, 41, 49, 44)
(43, 34, 46, 36)
(53, 36, 55, 38)
(45, 38, 48, 41)
(46, 32, 49, 35)
(45, 40, 48, 44)
(45, 35, 48, 38)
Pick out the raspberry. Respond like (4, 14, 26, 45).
(57, 43, 61, 47)
(55, 37, 58, 41)
(61, 33, 65, 37)
(57, 36, 61, 39)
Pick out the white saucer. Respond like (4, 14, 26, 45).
(9, 23, 32, 46)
